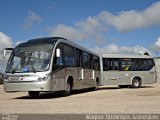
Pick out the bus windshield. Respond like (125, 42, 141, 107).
(6, 44, 54, 73)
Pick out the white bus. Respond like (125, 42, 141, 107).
(3, 37, 100, 97)
(100, 54, 157, 88)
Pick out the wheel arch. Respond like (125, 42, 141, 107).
(66, 75, 74, 89)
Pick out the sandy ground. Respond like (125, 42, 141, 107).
(0, 83, 160, 114)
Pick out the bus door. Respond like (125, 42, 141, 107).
(75, 49, 84, 89)
(52, 43, 66, 91)
(75, 49, 95, 89)
(81, 52, 94, 88)
(103, 58, 121, 85)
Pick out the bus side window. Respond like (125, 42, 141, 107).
(103, 58, 109, 71)
(121, 59, 133, 71)
(75, 49, 80, 67)
(141, 59, 148, 71)
(93, 56, 100, 71)
(147, 59, 154, 70)
(89, 54, 93, 69)
(63, 44, 75, 67)
(133, 59, 140, 71)
(113, 60, 119, 70)
(107, 58, 119, 71)
(82, 52, 90, 69)
(139, 59, 154, 71)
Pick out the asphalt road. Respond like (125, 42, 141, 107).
(0, 83, 160, 114)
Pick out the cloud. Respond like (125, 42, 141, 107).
(0, 32, 13, 51)
(92, 43, 151, 55)
(150, 37, 160, 55)
(0, 32, 14, 73)
(49, 1, 160, 43)
(155, 37, 160, 48)
(49, 15, 106, 43)
(99, 1, 160, 32)
(23, 10, 42, 30)
(49, 24, 86, 41)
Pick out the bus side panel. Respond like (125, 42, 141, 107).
(74, 68, 96, 89)
(51, 67, 81, 91)
(83, 69, 95, 88)
(140, 68, 157, 85)
(106, 70, 156, 86)
(102, 71, 122, 85)
(64, 67, 77, 89)
(73, 67, 83, 89)
(51, 67, 97, 91)
(51, 69, 66, 91)
(118, 71, 136, 85)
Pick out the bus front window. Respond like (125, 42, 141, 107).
(6, 44, 53, 73)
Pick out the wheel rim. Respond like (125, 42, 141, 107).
(133, 80, 139, 87)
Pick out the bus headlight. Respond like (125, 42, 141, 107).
(3, 75, 9, 82)
(37, 76, 48, 82)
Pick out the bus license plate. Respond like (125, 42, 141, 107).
(9, 77, 20, 81)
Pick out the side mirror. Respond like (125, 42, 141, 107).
(3, 48, 14, 58)
(56, 48, 61, 57)
(3, 49, 6, 58)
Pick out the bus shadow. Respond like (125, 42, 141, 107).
(14, 89, 96, 99)
(99, 85, 155, 90)
(99, 87, 120, 90)
(14, 86, 155, 99)
(140, 86, 155, 88)
(14, 92, 65, 99)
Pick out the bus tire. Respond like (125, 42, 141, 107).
(28, 91, 39, 97)
(63, 80, 72, 96)
(131, 78, 141, 88)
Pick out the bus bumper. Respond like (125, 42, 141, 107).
(3, 81, 51, 92)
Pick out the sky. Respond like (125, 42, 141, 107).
(0, 0, 160, 72)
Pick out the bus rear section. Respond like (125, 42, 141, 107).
(100, 54, 157, 88)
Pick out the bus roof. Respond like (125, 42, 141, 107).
(57, 38, 99, 56)
(18, 37, 66, 46)
(17, 37, 99, 57)
(101, 54, 152, 59)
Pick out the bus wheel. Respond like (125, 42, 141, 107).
(131, 78, 141, 88)
(63, 81, 72, 96)
(28, 91, 39, 97)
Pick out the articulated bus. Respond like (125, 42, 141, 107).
(100, 54, 157, 88)
(3, 37, 100, 97)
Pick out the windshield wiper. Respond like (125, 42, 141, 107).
(12, 65, 18, 74)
